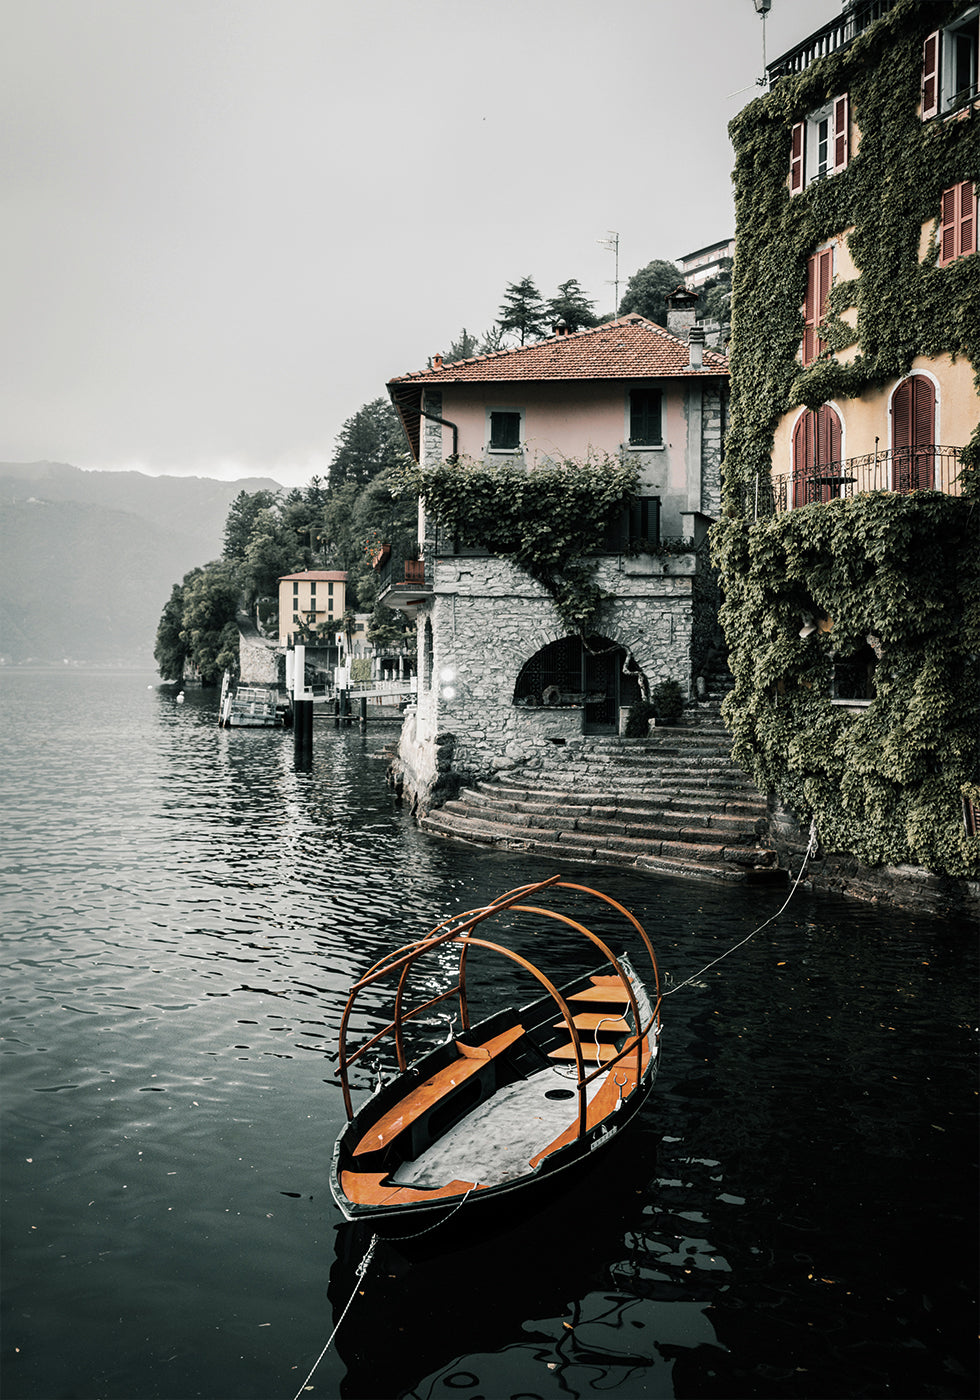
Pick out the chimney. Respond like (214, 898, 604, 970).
(552, 319, 568, 337)
(688, 325, 705, 370)
(433, 353, 443, 369)
(665, 284, 699, 340)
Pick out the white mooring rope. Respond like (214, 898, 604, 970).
(288, 1183, 480, 1397)
(289, 1233, 378, 1400)
(662, 817, 819, 999)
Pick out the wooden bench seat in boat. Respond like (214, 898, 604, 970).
(351, 1023, 524, 1158)
(530, 1042, 654, 1168)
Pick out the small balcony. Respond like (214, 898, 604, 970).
(743, 445, 968, 516)
(765, 0, 898, 83)
(375, 554, 431, 613)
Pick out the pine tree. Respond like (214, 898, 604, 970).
(497, 277, 548, 345)
(546, 279, 598, 333)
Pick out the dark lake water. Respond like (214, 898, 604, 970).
(1, 670, 976, 1400)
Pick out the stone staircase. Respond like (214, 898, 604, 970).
(419, 701, 783, 887)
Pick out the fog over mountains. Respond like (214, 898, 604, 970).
(0, 462, 281, 665)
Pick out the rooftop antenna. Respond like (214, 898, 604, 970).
(726, 0, 773, 100)
(598, 230, 620, 315)
(754, 0, 771, 87)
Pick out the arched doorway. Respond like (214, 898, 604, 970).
(513, 635, 644, 735)
(891, 375, 936, 491)
(792, 404, 842, 506)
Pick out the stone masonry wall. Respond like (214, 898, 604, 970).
(393, 554, 696, 809)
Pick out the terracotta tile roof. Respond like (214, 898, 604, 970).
(387, 315, 728, 385)
(278, 570, 348, 582)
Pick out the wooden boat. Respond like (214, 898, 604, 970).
(330, 875, 662, 1229)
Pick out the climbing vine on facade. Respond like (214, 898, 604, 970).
(403, 454, 639, 636)
(714, 0, 980, 878)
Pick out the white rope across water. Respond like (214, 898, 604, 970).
(662, 818, 819, 1000)
(289, 1233, 378, 1400)
(288, 1183, 480, 1398)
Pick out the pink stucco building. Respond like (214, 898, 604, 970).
(382, 312, 729, 811)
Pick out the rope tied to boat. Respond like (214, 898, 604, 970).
(289, 1232, 378, 1400)
(663, 817, 819, 999)
(288, 1182, 480, 1398)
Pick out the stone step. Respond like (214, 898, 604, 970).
(457, 789, 764, 835)
(502, 769, 758, 795)
(419, 810, 783, 887)
(445, 796, 763, 847)
(480, 781, 766, 821)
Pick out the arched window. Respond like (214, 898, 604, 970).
(513, 635, 644, 735)
(891, 375, 936, 491)
(792, 404, 842, 506)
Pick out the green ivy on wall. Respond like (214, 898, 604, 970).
(402, 453, 639, 636)
(715, 0, 980, 877)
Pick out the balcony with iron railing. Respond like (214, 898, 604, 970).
(739, 444, 968, 517)
(374, 553, 431, 612)
(765, 0, 899, 83)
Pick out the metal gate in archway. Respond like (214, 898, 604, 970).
(513, 635, 643, 734)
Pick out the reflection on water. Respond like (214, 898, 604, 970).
(0, 671, 976, 1400)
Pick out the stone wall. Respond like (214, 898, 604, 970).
(768, 797, 980, 920)
(238, 630, 281, 685)
(391, 553, 698, 811)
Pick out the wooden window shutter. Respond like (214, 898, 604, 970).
(831, 94, 849, 173)
(957, 181, 976, 258)
(802, 247, 833, 364)
(892, 378, 913, 450)
(790, 122, 805, 194)
(792, 405, 841, 506)
(939, 185, 958, 264)
(939, 182, 977, 264)
(892, 376, 936, 491)
(921, 31, 940, 120)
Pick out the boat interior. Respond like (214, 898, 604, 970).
(333, 878, 661, 1215)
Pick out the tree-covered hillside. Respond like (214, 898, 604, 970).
(154, 398, 418, 682)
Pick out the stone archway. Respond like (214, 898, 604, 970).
(513, 634, 644, 734)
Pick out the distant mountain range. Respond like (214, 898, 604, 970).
(0, 461, 281, 665)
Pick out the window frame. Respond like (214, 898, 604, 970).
(790, 92, 849, 194)
(486, 407, 524, 454)
(627, 387, 664, 448)
(939, 181, 977, 264)
(922, 11, 979, 121)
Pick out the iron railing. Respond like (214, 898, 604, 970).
(738, 445, 967, 517)
(766, 0, 899, 83)
(374, 554, 428, 594)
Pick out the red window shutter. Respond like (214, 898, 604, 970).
(793, 406, 842, 506)
(892, 378, 913, 452)
(790, 122, 805, 194)
(801, 248, 833, 365)
(832, 94, 849, 173)
(793, 413, 813, 506)
(939, 186, 958, 264)
(957, 182, 976, 258)
(802, 254, 816, 365)
(939, 182, 977, 264)
(892, 376, 935, 491)
(921, 31, 939, 120)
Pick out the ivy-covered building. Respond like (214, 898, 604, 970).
(717, 0, 979, 902)
(381, 314, 729, 809)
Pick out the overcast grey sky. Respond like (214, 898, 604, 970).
(2, 0, 842, 488)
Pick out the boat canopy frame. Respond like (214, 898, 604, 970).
(335, 875, 662, 1145)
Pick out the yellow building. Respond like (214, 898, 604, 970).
(277, 571, 347, 646)
(717, 0, 979, 898)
